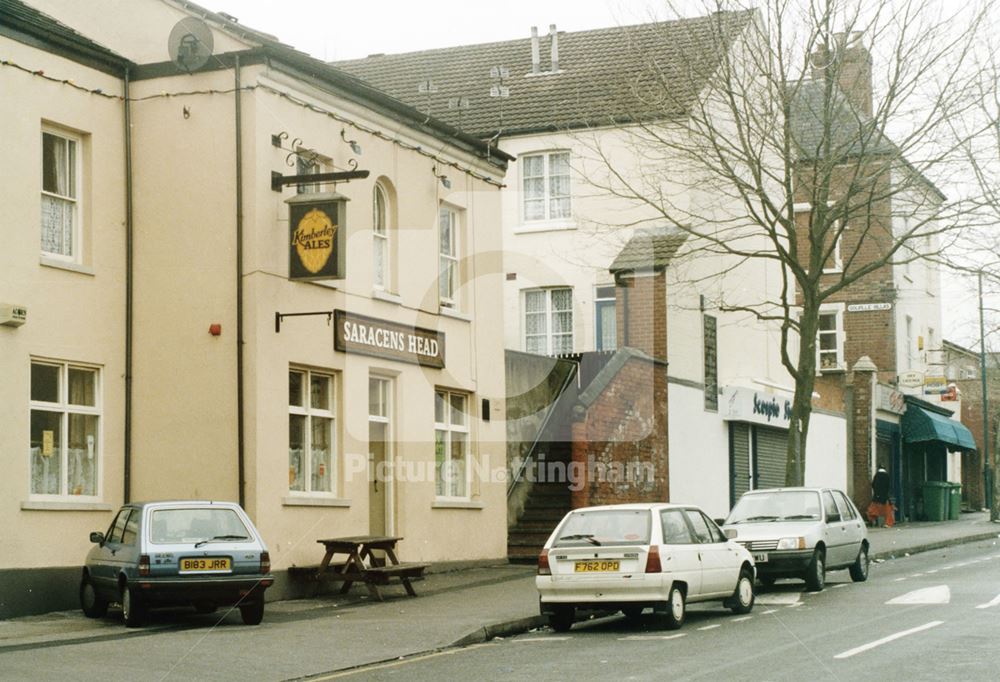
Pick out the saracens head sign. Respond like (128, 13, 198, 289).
(287, 192, 347, 280)
(334, 310, 445, 369)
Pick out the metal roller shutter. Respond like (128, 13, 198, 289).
(730, 423, 751, 507)
(754, 425, 788, 490)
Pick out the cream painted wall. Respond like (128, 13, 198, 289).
(667, 383, 731, 519)
(804, 412, 849, 492)
(0, 37, 127, 568)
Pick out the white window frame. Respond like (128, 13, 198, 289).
(288, 368, 338, 495)
(439, 206, 460, 308)
(816, 304, 845, 373)
(435, 389, 470, 500)
(594, 285, 617, 352)
(822, 222, 844, 274)
(40, 128, 82, 262)
(524, 287, 574, 356)
(29, 359, 102, 500)
(373, 183, 391, 292)
(521, 151, 572, 224)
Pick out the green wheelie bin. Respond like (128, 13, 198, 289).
(921, 481, 949, 521)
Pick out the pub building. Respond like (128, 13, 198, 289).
(1, 0, 511, 616)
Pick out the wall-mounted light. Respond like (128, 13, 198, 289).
(433, 165, 451, 189)
(341, 128, 361, 155)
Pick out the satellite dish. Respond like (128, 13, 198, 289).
(168, 17, 214, 73)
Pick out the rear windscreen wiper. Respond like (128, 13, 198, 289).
(557, 533, 602, 546)
(194, 534, 248, 548)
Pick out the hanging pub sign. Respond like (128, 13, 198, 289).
(334, 310, 445, 369)
(287, 192, 347, 280)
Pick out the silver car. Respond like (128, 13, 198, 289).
(722, 487, 869, 591)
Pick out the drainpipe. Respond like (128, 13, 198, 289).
(123, 67, 134, 503)
(235, 56, 246, 507)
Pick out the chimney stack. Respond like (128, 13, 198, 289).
(530, 26, 540, 74)
(810, 31, 872, 116)
(549, 24, 559, 72)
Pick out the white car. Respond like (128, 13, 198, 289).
(536, 503, 756, 631)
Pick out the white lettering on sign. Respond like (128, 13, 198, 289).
(847, 302, 892, 312)
(342, 320, 439, 358)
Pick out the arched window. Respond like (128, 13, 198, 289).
(373, 183, 390, 290)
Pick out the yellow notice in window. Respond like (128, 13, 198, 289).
(42, 430, 54, 457)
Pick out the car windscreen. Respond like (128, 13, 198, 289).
(726, 490, 823, 524)
(553, 509, 651, 547)
(149, 508, 252, 544)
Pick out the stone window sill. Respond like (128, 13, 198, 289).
(40, 257, 95, 276)
(432, 499, 484, 510)
(21, 500, 113, 512)
(282, 495, 351, 508)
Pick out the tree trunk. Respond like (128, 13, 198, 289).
(787, 306, 820, 486)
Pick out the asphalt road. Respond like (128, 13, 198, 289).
(320, 539, 1000, 682)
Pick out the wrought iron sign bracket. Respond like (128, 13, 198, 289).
(271, 169, 370, 192)
(275, 310, 334, 333)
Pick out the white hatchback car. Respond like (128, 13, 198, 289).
(536, 503, 756, 631)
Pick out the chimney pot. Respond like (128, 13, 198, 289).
(531, 26, 540, 74)
(549, 24, 559, 72)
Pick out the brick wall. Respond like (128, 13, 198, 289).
(847, 364, 876, 510)
(615, 271, 667, 362)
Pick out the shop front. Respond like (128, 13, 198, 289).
(722, 386, 792, 506)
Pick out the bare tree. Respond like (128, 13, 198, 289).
(579, 0, 997, 485)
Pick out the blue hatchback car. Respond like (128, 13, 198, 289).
(80, 500, 273, 627)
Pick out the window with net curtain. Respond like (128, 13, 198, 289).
(41, 130, 79, 259)
(522, 151, 571, 222)
(525, 288, 573, 355)
(439, 206, 459, 307)
(435, 390, 469, 498)
(29, 361, 99, 497)
(373, 183, 390, 290)
(288, 369, 335, 494)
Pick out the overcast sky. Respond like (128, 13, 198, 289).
(197, 0, 993, 351)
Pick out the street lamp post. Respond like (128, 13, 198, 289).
(979, 271, 998, 519)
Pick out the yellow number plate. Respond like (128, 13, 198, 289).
(180, 557, 231, 572)
(574, 560, 620, 573)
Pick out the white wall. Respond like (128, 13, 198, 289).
(804, 412, 848, 491)
(667, 383, 733, 520)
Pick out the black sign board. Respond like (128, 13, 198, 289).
(287, 192, 347, 280)
(334, 310, 445, 369)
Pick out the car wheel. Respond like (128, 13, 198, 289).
(729, 567, 755, 614)
(121, 583, 145, 628)
(663, 585, 686, 630)
(804, 549, 826, 592)
(239, 599, 265, 626)
(621, 605, 644, 620)
(79, 577, 108, 619)
(849, 544, 870, 583)
(548, 607, 574, 632)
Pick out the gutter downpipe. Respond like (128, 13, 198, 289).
(235, 56, 246, 507)
(123, 67, 134, 502)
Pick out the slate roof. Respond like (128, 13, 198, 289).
(333, 11, 755, 139)
(608, 227, 688, 273)
(0, 0, 132, 75)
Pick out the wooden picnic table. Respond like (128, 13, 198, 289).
(304, 535, 428, 601)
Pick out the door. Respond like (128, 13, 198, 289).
(730, 423, 751, 507)
(753, 425, 788, 490)
(684, 510, 739, 597)
(821, 490, 849, 566)
(834, 491, 866, 564)
(92, 508, 130, 596)
(659, 509, 702, 597)
(368, 377, 392, 537)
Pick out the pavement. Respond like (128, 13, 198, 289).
(1, 512, 997, 677)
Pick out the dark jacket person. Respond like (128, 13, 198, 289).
(872, 466, 890, 504)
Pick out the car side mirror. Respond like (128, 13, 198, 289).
(90, 532, 105, 545)
(724, 528, 737, 540)
(714, 518, 726, 527)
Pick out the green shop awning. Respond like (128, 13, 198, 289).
(902, 403, 977, 451)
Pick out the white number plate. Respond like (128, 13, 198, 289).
(753, 552, 768, 563)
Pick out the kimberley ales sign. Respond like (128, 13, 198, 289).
(334, 310, 445, 369)
(287, 192, 347, 280)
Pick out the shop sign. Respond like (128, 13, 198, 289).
(875, 383, 905, 414)
(847, 302, 892, 312)
(898, 370, 924, 388)
(721, 386, 791, 428)
(334, 310, 445, 369)
(923, 375, 948, 395)
(287, 192, 347, 280)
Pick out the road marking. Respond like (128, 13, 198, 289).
(619, 633, 686, 641)
(894, 577, 908, 582)
(732, 616, 753, 622)
(698, 624, 721, 631)
(762, 609, 777, 615)
(788, 602, 803, 608)
(975, 593, 1000, 610)
(941, 566, 954, 570)
(515, 637, 570, 642)
(910, 573, 924, 578)
(834, 621, 943, 659)
(887, 585, 951, 605)
(756, 593, 802, 605)
(833, 584, 848, 589)
(926, 569, 939, 574)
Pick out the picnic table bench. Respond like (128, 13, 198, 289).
(290, 535, 428, 601)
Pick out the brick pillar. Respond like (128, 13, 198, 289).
(614, 270, 667, 362)
(848, 356, 877, 511)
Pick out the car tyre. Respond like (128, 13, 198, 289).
(240, 599, 265, 626)
(728, 567, 755, 614)
(547, 607, 574, 632)
(804, 549, 825, 592)
(849, 544, 870, 583)
(121, 583, 145, 628)
(662, 585, 686, 630)
(621, 605, 644, 620)
(80, 577, 108, 619)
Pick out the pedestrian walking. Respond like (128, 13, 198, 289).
(867, 465, 894, 527)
